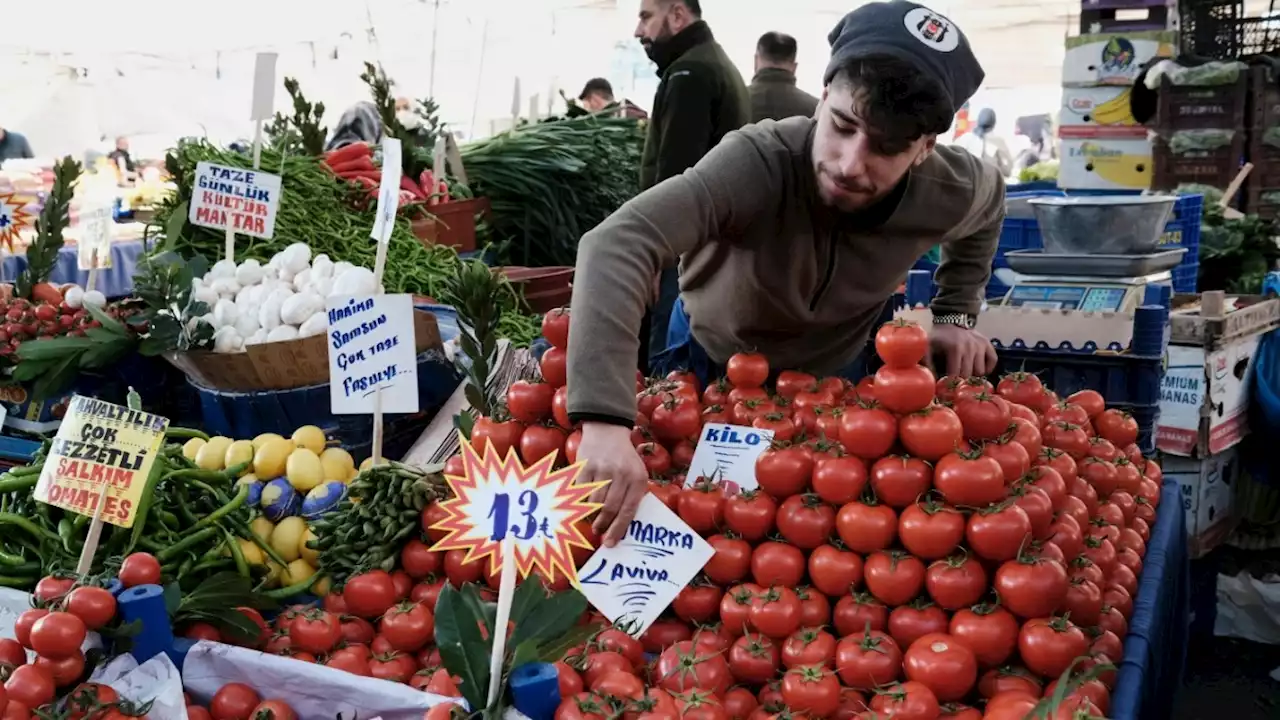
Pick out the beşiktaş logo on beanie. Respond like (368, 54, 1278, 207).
(903, 6, 960, 53)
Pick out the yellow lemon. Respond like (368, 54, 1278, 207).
(270, 516, 307, 563)
(281, 559, 316, 587)
(249, 516, 275, 543)
(252, 433, 284, 451)
(182, 438, 206, 461)
(237, 539, 265, 566)
(195, 436, 233, 470)
(253, 438, 295, 479)
(320, 447, 355, 482)
(312, 575, 332, 596)
(286, 448, 324, 492)
(299, 527, 320, 565)
(224, 440, 255, 475)
(291, 425, 327, 455)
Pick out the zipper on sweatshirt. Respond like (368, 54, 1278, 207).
(808, 231, 838, 311)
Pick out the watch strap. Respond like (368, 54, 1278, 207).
(932, 312, 977, 329)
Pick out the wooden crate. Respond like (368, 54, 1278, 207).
(1151, 132, 1246, 190)
(1156, 72, 1249, 131)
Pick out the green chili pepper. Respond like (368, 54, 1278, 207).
(0, 513, 62, 544)
(262, 572, 321, 600)
(157, 527, 221, 563)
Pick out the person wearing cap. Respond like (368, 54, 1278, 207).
(566, 1, 1004, 545)
(955, 107, 1014, 178)
(750, 32, 820, 122)
(632, 0, 750, 375)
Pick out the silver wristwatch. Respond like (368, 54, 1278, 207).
(933, 312, 978, 330)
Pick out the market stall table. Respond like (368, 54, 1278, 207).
(0, 238, 146, 298)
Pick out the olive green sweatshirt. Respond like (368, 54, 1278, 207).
(566, 116, 1005, 423)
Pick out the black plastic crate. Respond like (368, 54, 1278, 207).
(1179, 0, 1246, 58)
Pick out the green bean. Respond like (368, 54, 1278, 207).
(0, 547, 27, 566)
(126, 456, 172, 555)
(191, 483, 250, 532)
(223, 529, 250, 578)
(262, 573, 321, 600)
(0, 513, 61, 544)
(157, 527, 221, 563)
(0, 474, 39, 494)
(230, 519, 288, 568)
(164, 427, 210, 442)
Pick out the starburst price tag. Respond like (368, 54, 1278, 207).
(0, 193, 34, 251)
(428, 432, 607, 581)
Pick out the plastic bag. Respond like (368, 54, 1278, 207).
(91, 654, 188, 720)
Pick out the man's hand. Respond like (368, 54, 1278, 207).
(931, 324, 998, 379)
(578, 421, 649, 547)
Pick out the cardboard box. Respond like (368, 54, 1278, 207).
(1059, 137, 1153, 191)
(165, 309, 443, 392)
(1166, 448, 1239, 559)
(0, 383, 73, 433)
(1062, 30, 1176, 87)
(1158, 333, 1260, 457)
(1059, 87, 1146, 137)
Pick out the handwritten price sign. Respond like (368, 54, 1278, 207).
(428, 433, 607, 581)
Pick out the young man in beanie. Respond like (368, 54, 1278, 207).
(570, 1, 1003, 543)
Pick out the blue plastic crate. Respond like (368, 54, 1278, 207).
(992, 349, 1165, 407)
(1172, 262, 1199, 293)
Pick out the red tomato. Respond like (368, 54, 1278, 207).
(654, 641, 732, 697)
(754, 445, 814, 499)
(1008, 417, 1043, 458)
(369, 652, 417, 683)
(519, 425, 567, 465)
(290, 610, 342, 655)
(471, 416, 525, 458)
(874, 365, 936, 414)
(1009, 484, 1054, 539)
(751, 542, 806, 588)
(674, 585, 724, 624)
(869, 681, 941, 720)
(870, 455, 933, 509)
(400, 540, 444, 581)
(5, 666, 54, 710)
(812, 456, 869, 505)
(641, 619, 694, 653)
(507, 380, 554, 423)
(210, 683, 261, 720)
(864, 551, 926, 607)
(965, 504, 1032, 562)
(796, 586, 832, 627)
(954, 393, 1012, 441)
(839, 403, 899, 460)
(344, 570, 398, 618)
(651, 396, 702, 443)
(781, 665, 841, 717)
(724, 490, 777, 542)
(379, 602, 435, 652)
(1042, 421, 1090, 459)
(984, 439, 1031, 484)
(64, 586, 116, 631)
(898, 499, 966, 561)
(808, 544, 864, 597)
(728, 634, 780, 684)
(833, 593, 889, 637)
(705, 535, 753, 586)
(540, 347, 568, 388)
(541, 308, 569, 349)
(722, 686, 759, 720)
(993, 554, 1068, 619)
(888, 602, 950, 650)
(835, 628, 902, 689)
(978, 667, 1042, 699)
(13, 609, 47, 649)
(29, 611, 87, 660)
(119, 553, 161, 588)
(934, 451, 1006, 507)
(1018, 617, 1089, 679)
(34, 576, 75, 603)
(1095, 409, 1139, 448)
(995, 372, 1044, 407)
(836, 500, 898, 554)
(750, 587, 804, 639)
(33, 651, 83, 686)
(875, 319, 929, 368)
(677, 482, 725, 535)
(781, 628, 837, 669)
(925, 555, 987, 610)
(775, 370, 817, 399)
(949, 605, 1019, 668)
(251, 700, 297, 720)
(0, 638, 25, 666)
(776, 494, 836, 550)
(326, 649, 371, 676)
(903, 633, 977, 702)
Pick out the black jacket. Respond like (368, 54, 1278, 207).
(639, 22, 750, 190)
(749, 67, 819, 122)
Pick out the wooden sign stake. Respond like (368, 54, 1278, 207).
(76, 480, 111, 578)
(486, 537, 518, 708)
(86, 248, 100, 294)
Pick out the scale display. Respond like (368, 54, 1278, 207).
(1004, 284, 1132, 312)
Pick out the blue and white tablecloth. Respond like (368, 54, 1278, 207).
(1, 239, 147, 298)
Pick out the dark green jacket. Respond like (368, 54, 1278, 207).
(749, 67, 819, 123)
(639, 22, 750, 190)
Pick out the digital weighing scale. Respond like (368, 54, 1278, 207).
(996, 248, 1186, 313)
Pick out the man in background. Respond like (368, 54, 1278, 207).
(579, 78, 616, 113)
(749, 32, 819, 122)
(0, 126, 33, 162)
(954, 107, 1014, 178)
(634, 0, 749, 371)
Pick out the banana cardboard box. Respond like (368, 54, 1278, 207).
(1062, 30, 1176, 87)
(1058, 137, 1153, 191)
(1059, 86, 1145, 137)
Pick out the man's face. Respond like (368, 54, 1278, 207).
(116, 138, 129, 151)
(811, 83, 935, 212)
(583, 93, 612, 112)
(636, 0, 682, 56)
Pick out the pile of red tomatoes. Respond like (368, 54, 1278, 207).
(544, 318, 1160, 720)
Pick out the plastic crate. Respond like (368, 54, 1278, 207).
(1151, 133, 1245, 191)
(992, 349, 1165, 407)
(1155, 73, 1249, 131)
(1172, 261, 1200, 293)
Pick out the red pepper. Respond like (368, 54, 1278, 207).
(437, 180, 450, 204)
(337, 170, 383, 184)
(399, 175, 426, 199)
(325, 142, 372, 166)
(420, 170, 435, 194)
(398, 190, 418, 206)
(347, 176, 378, 190)
(328, 157, 378, 175)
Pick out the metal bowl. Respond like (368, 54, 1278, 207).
(1028, 195, 1176, 255)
